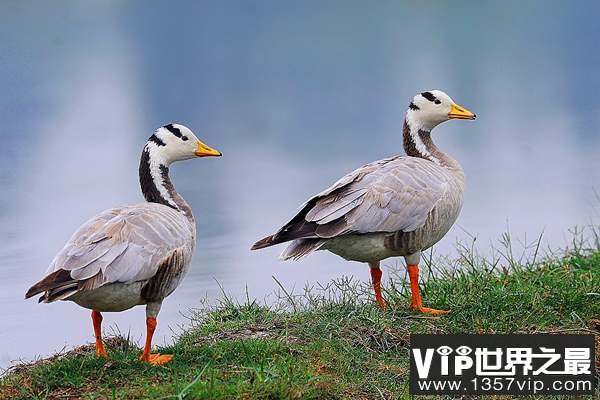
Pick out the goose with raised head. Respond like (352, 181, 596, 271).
(25, 123, 221, 365)
(252, 90, 475, 314)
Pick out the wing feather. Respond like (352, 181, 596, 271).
(270, 156, 457, 241)
(34, 203, 194, 297)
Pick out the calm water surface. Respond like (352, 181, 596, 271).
(1, 2, 600, 367)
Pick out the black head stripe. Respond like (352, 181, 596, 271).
(148, 134, 166, 146)
(164, 123, 183, 138)
(409, 102, 420, 111)
(421, 91, 438, 102)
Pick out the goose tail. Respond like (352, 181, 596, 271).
(25, 269, 78, 303)
(280, 239, 326, 261)
(251, 235, 278, 250)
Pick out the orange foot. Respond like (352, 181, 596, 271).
(410, 305, 450, 315)
(96, 347, 108, 358)
(95, 339, 108, 358)
(140, 353, 173, 365)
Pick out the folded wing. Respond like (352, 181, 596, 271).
(26, 204, 193, 301)
(253, 156, 452, 248)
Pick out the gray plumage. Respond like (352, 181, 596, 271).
(306, 156, 461, 233)
(265, 155, 464, 263)
(252, 95, 470, 266)
(34, 204, 195, 308)
(252, 89, 475, 313)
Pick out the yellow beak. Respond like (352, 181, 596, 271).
(195, 140, 222, 157)
(448, 103, 476, 120)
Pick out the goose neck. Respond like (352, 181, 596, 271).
(402, 119, 460, 170)
(139, 146, 194, 221)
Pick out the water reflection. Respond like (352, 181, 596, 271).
(1, 1, 599, 367)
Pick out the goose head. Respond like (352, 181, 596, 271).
(407, 90, 476, 131)
(147, 123, 222, 165)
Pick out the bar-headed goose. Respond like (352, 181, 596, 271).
(26, 124, 221, 365)
(252, 90, 475, 314)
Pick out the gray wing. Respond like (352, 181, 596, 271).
(264, 156, 453, 243)
(28, 204, 194, 298)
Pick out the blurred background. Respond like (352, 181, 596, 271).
(1, 1, 599, 367)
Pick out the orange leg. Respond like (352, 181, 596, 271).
(139, 317, 173, 365)
(369, 263, 386, 309)
(91, 310, 107, 358)
(407, 264, 449, 315)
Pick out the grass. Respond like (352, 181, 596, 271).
(1, 237, 599, 399)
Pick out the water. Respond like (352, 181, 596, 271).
(1, 1, 600, 368)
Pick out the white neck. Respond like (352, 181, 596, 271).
(147, 144, 178, 208)
(405, 110, 441, 132)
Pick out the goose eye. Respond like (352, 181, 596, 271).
(181, 136, 188, 141)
